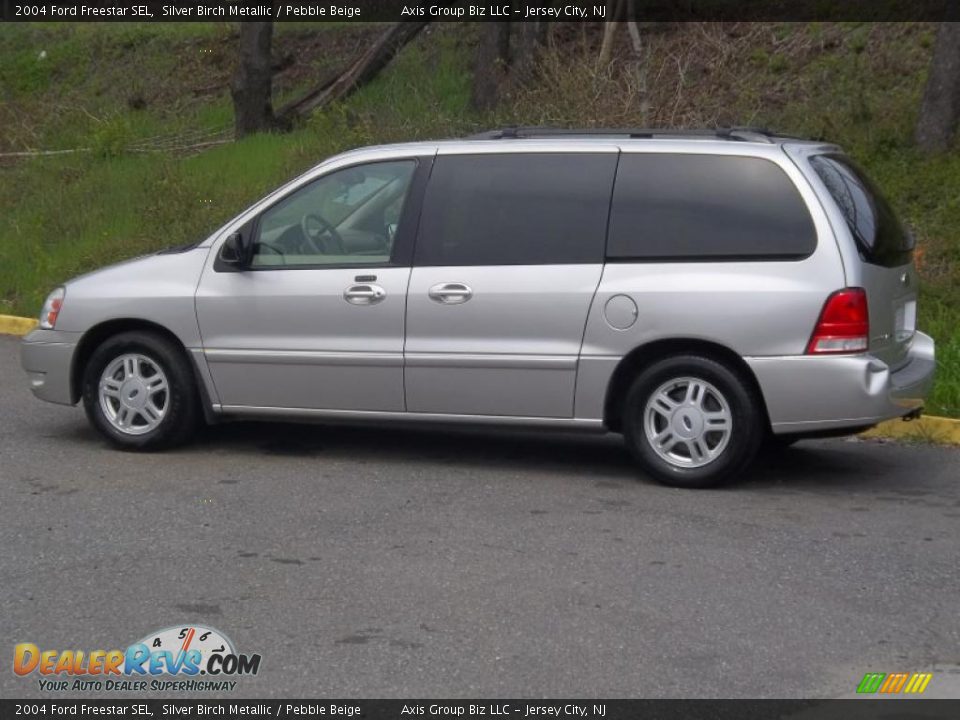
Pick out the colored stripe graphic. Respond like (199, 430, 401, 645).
(857, 672, 932, 694)
(905, 673, 933, 694)
(881, 673, 909, 693)
(857, 673, 886, 694)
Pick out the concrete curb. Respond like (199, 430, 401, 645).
(861, 415, 960, 446)
(1, 313, 957, 445)
(0, 314, 37, 336)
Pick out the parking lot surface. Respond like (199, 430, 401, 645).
(1, 335, 958, 699)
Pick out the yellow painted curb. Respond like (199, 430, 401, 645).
(0, 314, 37, 336)
(861, 415, 960, 446)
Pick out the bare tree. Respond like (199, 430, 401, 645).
(279, 22, 428, 122)
(231, 21, 276, 138)
(916, 20, 960, 153)
(471, 16, 549, 111)
(513, 8, 549, 82)
(598, 0, 625, 66)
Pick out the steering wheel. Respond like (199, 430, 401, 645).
(301, 212, 345, 254)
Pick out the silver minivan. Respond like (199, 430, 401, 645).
(20, 128, 935, 488)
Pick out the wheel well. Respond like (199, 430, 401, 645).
(602, 339, 771, 433)
(70, 319, 192, 404)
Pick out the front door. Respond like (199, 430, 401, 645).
(404, 150, 619, 418)
(196, 157, 425, 412)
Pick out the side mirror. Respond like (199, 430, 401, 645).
(219, 232, 251, 269)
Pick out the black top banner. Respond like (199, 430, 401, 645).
(2, 700, 960, 720)
(1, 0, 958, 23)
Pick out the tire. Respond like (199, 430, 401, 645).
(81, 331, 200, 451)
(621, 355, 764, 489)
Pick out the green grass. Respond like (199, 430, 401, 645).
(1, 21, 959, 417)
(0, 129, 348, 314)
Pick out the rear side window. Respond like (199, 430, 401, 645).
(809, 153, 914, 268)
(415, 153, 618, 266)
(607, 154, 817, 261)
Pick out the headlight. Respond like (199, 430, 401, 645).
(39, 287, 65, 330)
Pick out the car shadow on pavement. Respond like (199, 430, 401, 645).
(201, 420, 637, 477)
(192, 420, 935, 492)
(745, 440, 904, 491)
(46, 412, 947, 492)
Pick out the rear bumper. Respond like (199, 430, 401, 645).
(20, 329, 80, 406)
(747, 332, 936, 435)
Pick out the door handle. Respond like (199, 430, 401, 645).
(343, 284, 386, 305)
(428, 282, 473, 305)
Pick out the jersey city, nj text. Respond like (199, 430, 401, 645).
(400, 4, 604, 18)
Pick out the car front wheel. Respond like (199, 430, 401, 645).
(622, 355, 763, 488)
(81, 331, 199, 450)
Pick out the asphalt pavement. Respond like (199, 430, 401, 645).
(1, 335, 958, 699)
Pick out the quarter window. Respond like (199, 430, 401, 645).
(252, 160, 416, 268)
(809, 153, 913, 267)
(415, 153, 618, 266)
(607, 154, 817, 260)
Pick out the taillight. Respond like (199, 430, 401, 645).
(807, 288, 869, 354)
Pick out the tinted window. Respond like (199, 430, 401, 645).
(415, 153, 617, 266)
(810, 153, 913, 267)
(607, 154, 816, 260)
(252, 160, 415, 268)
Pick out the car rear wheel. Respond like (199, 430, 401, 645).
(82, 331, 199, 450)
(622, 355, 763, 488)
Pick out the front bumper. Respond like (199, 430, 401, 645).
(20, 329, 81, 406)
(747, 331, 936, 435)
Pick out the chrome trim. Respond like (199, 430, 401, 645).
(204, 349, 403, 367)
(217, 405, 607, 431)
(343, 283, 386, 305)
(428, 282, 473, 304)
(404, 353, 577, 370)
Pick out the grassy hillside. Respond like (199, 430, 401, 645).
(1, 21, 958, 417)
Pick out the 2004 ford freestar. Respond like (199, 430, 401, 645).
(21, 128, 936, 488)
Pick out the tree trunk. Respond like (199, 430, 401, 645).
(598, 0, 624, 66)
(513, 19, 547, 82)
(915, 20, 960, 153)
(512, 0, 549, 82)
(471, 22, 511, 111)
(279, 21, 428, 122)
(231, 21, 276, 138)
(626, 0, 643, 58)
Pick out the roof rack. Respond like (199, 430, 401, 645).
(465, 126, 802, 143)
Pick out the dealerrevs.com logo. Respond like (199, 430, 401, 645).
(13, 625, 261, 692)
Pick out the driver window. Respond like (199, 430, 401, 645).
(252, 160, 416, 268)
